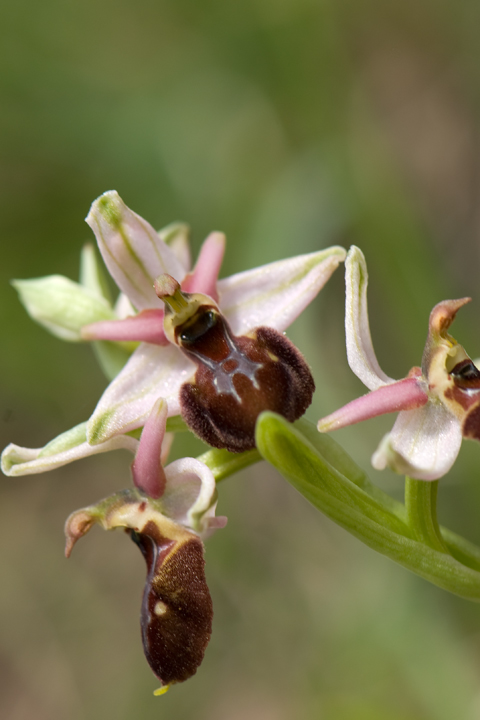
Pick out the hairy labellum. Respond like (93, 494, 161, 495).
(129, 522, 212, 686)
(155, 275, 315, 452)
(65, 491, 213, 689)
(446, 358, 480, 441)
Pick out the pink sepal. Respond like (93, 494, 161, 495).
(82, 309, 168, 345)
(131, 398, 168, 498)
(181, 232, 226, 302)
(317, 377, 428, 432)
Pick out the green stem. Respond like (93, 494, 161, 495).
(193, 413, 480, 593)
(197, 447, 262, 482)
(404, 477, 449, 553)
(255, 412, 480, 601)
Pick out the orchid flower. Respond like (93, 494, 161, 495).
(2, 191, 346, 476)
(317, 246, 480, 481)
(65, 397, 226, 691)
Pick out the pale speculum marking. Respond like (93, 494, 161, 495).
(154, 600, 168, 616)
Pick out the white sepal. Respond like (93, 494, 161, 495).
(86, 191, 186, 311)
(87, 343, 196, 444)
(345, 246, 394, 390)
(218, 246, 346, 335)
(2, 422, 138, 477)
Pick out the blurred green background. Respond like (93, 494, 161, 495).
(2, 1, 480, 718)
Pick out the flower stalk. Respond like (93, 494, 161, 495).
(404, 477, 449, 553)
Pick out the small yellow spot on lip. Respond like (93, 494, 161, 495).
(154, 600, 168, 616)
(153, 684, 170, 696)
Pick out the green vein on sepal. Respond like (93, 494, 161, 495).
(38, 422, 88, 457)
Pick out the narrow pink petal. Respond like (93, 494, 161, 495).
(86, 191, 186, 311)
(131, 398, 168, 498)
(82, 309, 168, 345)
(317, 377, 428, 432)
(181, 232, 226, 302)
(372, 403, 462, 480)
(86, 343, 196, 444)
(218, 246, 346, 336)
(345, 246, 395, 390)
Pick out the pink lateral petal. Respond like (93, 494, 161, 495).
(81, 309, 168, 345)
(181, 232, 226, 302)
(317, 377, 428, 432)
(131, 398, 168, 499)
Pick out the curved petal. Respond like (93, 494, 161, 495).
(86, 191, 186, 311)
(1, 422, 138, 477)
(371, 403, 462, 480)
(345, 246, 394, 390)
(217, 246, 346, 335)
(181, 232, 226, 302)
(163, 457, 227, 537)
(87, 343, 196, 444)
(82, 309, 168, 345)
(131, 398, 168, 498)
(317, 377, 428, 432)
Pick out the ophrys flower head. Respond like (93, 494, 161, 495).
(317, 246, 480, 480)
